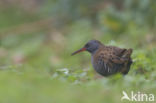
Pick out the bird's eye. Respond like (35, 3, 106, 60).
(85, 44, 89, 47)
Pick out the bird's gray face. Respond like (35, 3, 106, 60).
(71, 40, 101, 55)
(84, 40, 101, 54)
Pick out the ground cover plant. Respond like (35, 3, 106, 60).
(0, 0, 156, 103)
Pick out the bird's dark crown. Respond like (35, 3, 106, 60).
(84, 40, 102, 54)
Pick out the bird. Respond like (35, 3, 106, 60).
(71, 40, 133, 77)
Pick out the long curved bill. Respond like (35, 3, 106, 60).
(71, 48, 86, 56)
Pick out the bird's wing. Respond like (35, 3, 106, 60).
(96, 47, 128, 64)
(111, 46, 127, 57)
(112, 46, 133, 57)
(94, 52, 126, 75)
(107, 50, 133, 75)
(109, 54, 128, 64)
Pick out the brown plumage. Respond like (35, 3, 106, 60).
(72, 40, 133, 76)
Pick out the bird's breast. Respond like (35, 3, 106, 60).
(91, 52, 120, 76)
(91, 55, 109, 76)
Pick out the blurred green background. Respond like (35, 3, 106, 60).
(0, 0, 156, 103)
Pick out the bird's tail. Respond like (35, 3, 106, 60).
(122, 49, 133, 58)
(121, 49, 133, 75)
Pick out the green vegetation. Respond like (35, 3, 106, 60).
(0, 0, 156, 103)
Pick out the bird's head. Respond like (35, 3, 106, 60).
(72, 40, 102, 55)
